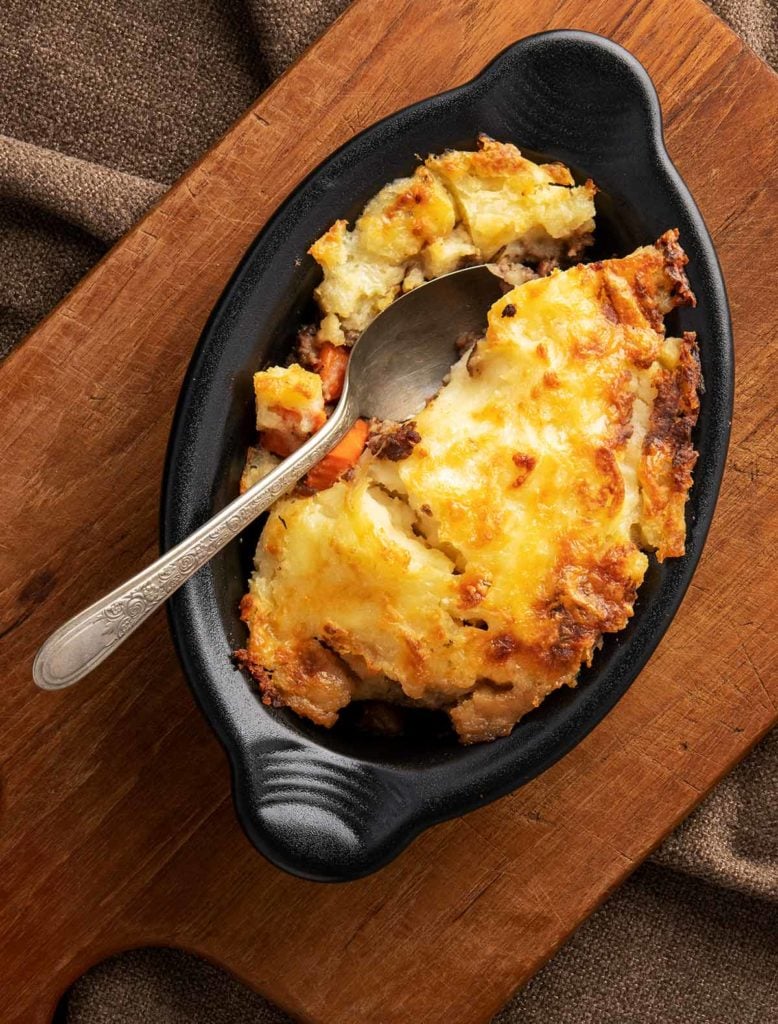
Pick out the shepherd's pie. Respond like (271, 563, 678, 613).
(235, 138, 701, 744)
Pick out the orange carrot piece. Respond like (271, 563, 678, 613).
(304, 419, 369, 491)
(318, 343, 349, 402)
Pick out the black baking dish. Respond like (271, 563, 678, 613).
(161, 31, 733, 881)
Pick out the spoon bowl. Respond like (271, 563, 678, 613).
(348, 265, 503, 421)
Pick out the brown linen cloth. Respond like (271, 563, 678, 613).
(1, 1, 775, 1021)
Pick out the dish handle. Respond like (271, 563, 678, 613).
(233, 740, 416, 881)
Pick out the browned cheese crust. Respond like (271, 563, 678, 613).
(236, 228, 702, 743)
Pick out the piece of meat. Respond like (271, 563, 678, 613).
(294, 324, 320, 369)
(366, 419, 421, 461)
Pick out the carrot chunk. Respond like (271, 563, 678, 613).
(317, 342, 350, 402)
(304, 419, 369, 491)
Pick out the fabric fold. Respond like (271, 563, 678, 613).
(0, 135, 165, 243)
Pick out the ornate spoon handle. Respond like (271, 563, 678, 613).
(33, 398, 355, 690)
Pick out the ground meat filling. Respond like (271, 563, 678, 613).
(366, 419, 422, 461)
(293, 324, 319, 368)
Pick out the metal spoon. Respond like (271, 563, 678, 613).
(33, 265, 503, 690)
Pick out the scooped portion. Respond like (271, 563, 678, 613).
(240, 138, 597, 496)
(310, 135, 596, 346)
(236, 218, 701, 743)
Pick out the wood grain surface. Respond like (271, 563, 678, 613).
(1, 0, 776, 1021)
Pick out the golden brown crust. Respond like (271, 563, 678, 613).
(380, 167, 448, 244)
(638, 331, 701, 559)
(542, 545, 641, 670)
(236, 608, 354, 727)
(655, 228, 697, 309)
(240, 163, 701, 744)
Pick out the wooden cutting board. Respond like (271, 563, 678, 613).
(1, 0, 776, 1021)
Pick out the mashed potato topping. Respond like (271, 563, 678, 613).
(235, 140, 700, 744)
(309, 136, 596, 345)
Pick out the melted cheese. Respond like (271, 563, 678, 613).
(240, 233, 699, 742)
